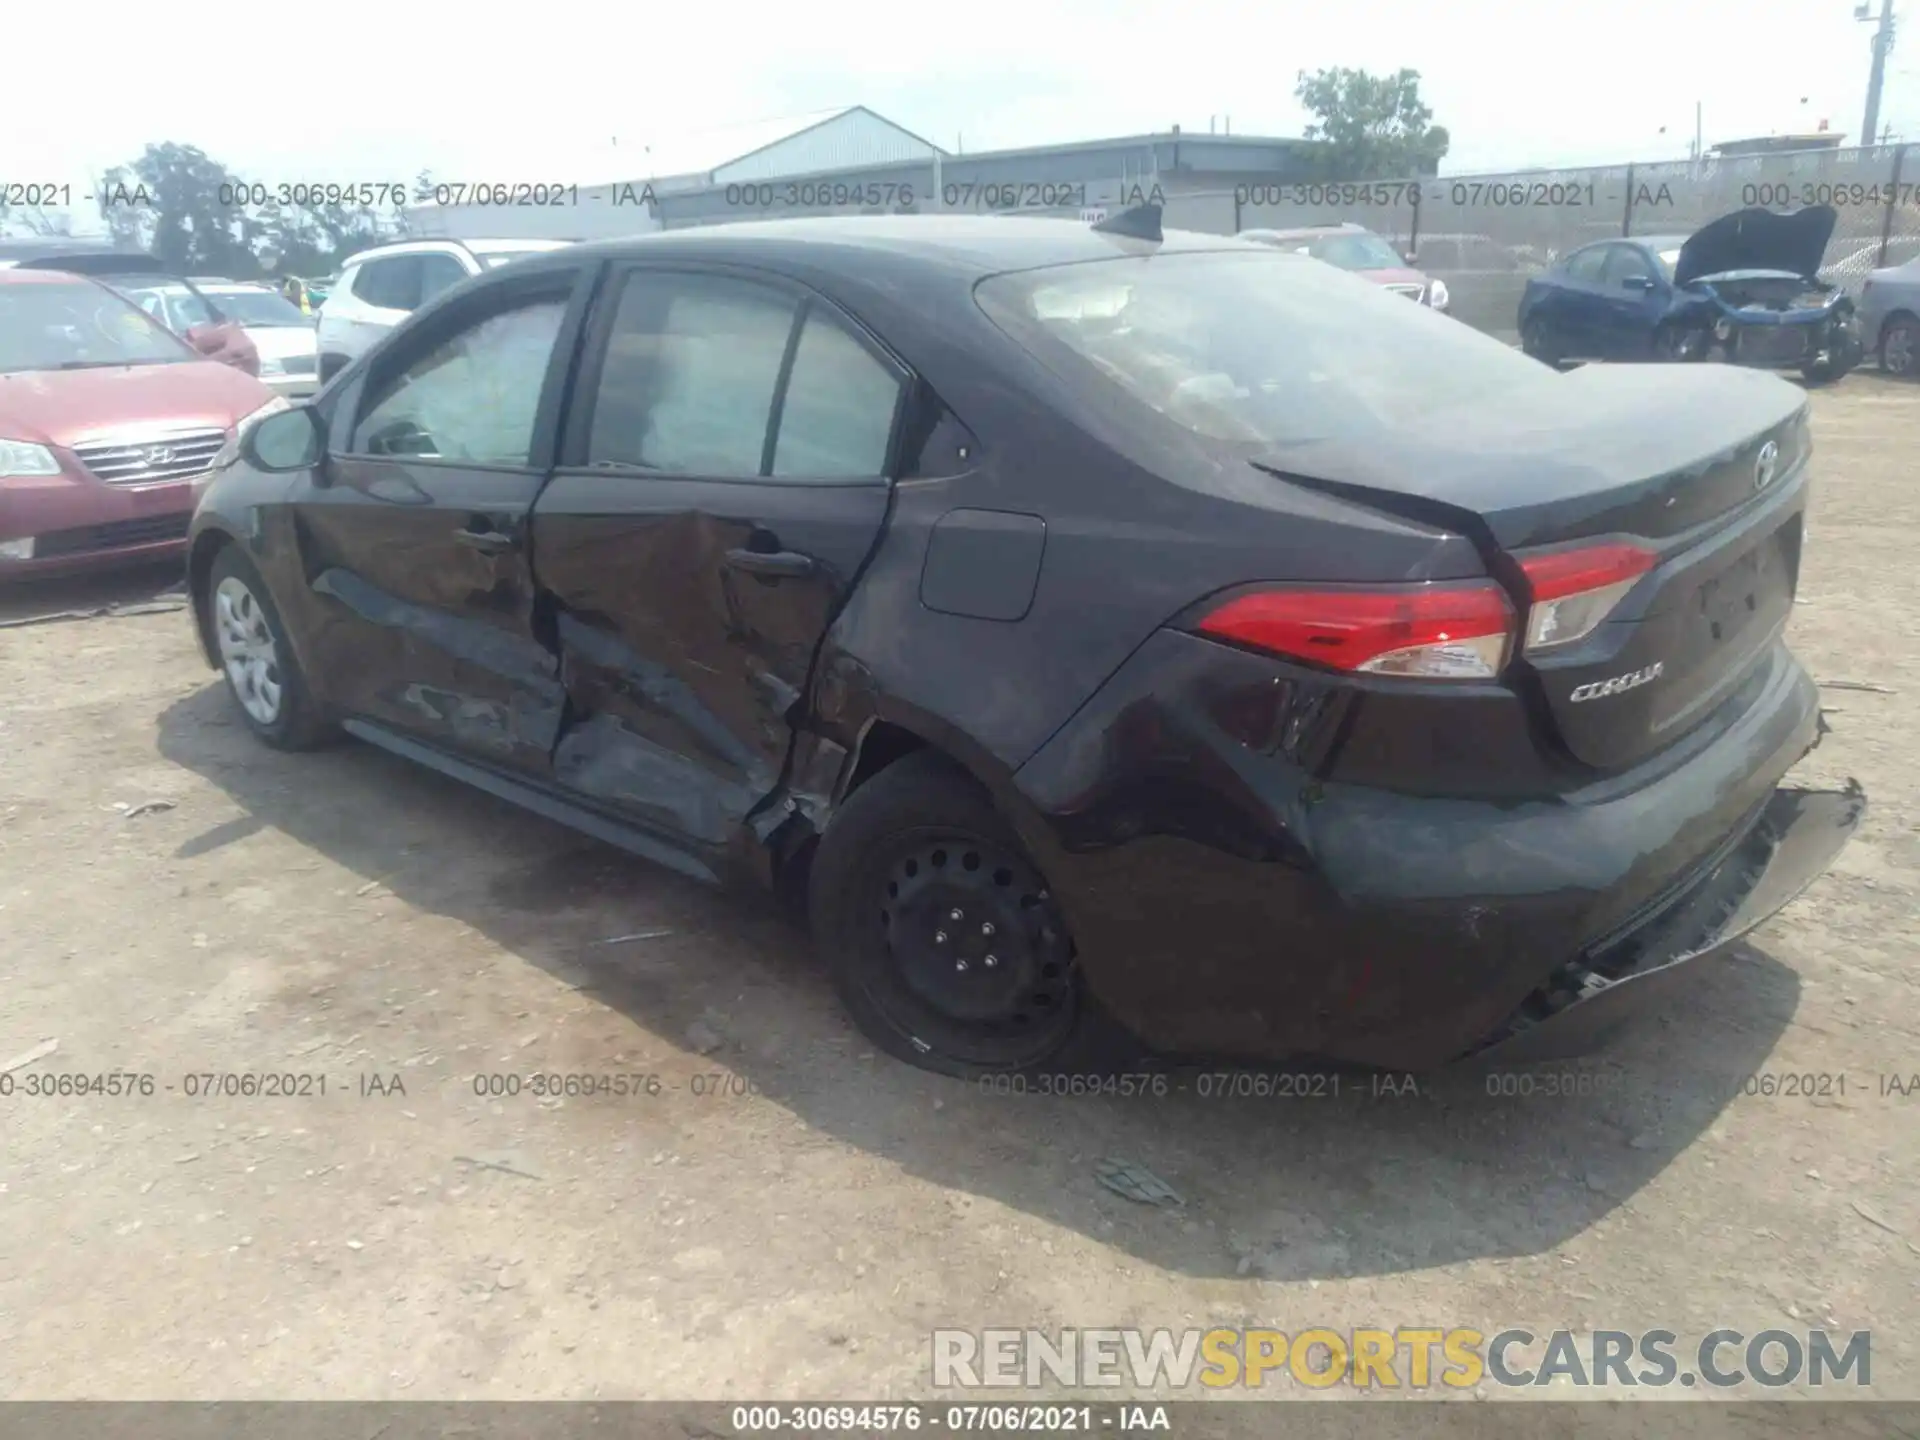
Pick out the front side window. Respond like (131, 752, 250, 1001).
(587, 271, 798, 477)
(1603, 246, 1656, 287)
(0, 280, 195, 374)
(1562, 247, 1609, 283)
(977, 249, 1559, 450)
(350, 292, 569, 463)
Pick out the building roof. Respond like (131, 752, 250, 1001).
(586, 105, 941, 188)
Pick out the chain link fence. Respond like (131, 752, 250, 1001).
(1159, 144, 1919, 339)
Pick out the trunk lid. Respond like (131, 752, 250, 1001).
(1254, 364, 1810, 772)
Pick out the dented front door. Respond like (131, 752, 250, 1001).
(295, 264, 591, 771)
(529, 263, 903, 859)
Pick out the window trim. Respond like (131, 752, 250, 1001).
(1602, 244, 1657, 288)
(336, 262, 598, 473)
(560, 260, 912, 486)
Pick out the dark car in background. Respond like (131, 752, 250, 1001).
(1518, 206, 1862, 380)
(186, 212, 1860, 1079)
(1239, 223, 1449, 313)
(0, 269, 284, 580)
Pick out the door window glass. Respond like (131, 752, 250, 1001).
(1563, 247, 1609, 283)
(419, 253, 472, 304)
(587, 271, 797, 477)
(771, 311, 901, 478)
(1603, 246, 1656, 287)
(349, 293, 569, 463)
(353, 256, 422, 310)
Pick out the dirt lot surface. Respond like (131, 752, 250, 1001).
(1, 378, 1916, 1407)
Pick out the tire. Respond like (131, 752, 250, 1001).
(1880, 316, 1920, 379)
(808, 751, 1093, 1078)
(1655, 322, 1709, 362)
(1520, 316, 1559, 366)
(207, 547, 333, 751)
(1801, 356, 1854, 385)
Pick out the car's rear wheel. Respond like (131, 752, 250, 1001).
(1881, 316, 1919, 378)
(809, 752, 1087, 1077)
(208, 548, 332, 751)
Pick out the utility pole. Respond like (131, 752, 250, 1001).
(1860, 0, 1897, 150)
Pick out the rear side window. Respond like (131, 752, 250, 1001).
(772, 311, 902, 477)
(976, 249, 1557, 449)
(587, 271, 798, 477)
(353, 256, 422, 310)
(419, 252, 471, 303)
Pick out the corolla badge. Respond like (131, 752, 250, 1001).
(1570, 662, 1663, 703)
(1754, 440, 1780, 491)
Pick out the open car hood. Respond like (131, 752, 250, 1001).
(1674, 205, 1838, 286)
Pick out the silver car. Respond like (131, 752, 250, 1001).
(1857, 248, 1920, 379)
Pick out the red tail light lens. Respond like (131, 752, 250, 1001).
(1519, 541, 1657, 653)
(1196, 582, 1515, 679)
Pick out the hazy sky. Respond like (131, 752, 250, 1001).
(7, 0, 1914, 199)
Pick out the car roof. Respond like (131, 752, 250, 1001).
(342, 238, 574, 265)
(0, 267, 107, 286)
(1240, 224, 1367, 240)
(539, 215, 1263, 279)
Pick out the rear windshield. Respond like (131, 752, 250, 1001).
(975, 250, 1558, 449)
(0, 280, 195, 374)
(206, 288, 310, 326)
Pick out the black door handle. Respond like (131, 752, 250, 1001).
(454, 525, 515, 554)
(724, 548, 815, 578)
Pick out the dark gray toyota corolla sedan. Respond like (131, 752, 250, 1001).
(183, 208, 1864, 1079)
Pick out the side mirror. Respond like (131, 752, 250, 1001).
(243, 404, 325, 472)
(1622, 274, 1656, 292)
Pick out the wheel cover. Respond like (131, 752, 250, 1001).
(213, 575, 283, 725)
(1887, 323, 1917, 376)
(876, 832, 1076, 1045)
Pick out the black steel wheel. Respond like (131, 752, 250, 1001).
(810, 752, 1086, 1076)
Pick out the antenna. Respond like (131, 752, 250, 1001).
(1091, 202, 1163, 243)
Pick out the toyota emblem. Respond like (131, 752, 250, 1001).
(1754, 440, 1780, 491)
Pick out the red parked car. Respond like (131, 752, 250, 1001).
(0, 268, 284, 580)
(1239, 223, 1451, 314)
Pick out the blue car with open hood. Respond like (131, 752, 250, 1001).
(1518, 205, 1863, 382)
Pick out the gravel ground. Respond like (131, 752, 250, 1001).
(0, 376, 1915, 1406)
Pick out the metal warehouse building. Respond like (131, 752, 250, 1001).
(402, 105, 1323, 241)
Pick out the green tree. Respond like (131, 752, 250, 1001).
(1294, 67, 1450, 180)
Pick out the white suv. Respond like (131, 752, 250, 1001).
(316, 238, 574, 381)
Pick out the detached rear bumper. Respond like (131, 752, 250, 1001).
(1465, 780, 1866, 1066)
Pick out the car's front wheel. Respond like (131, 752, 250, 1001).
(1520, 315, 1560, 366)
(809, 752, 1089, 1078)
(1881, 316, 1919, 378)
(208, 547, 332, 751)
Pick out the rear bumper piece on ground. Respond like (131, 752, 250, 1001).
(1464, 779, 1866, 1066)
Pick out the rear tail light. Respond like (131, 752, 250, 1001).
(1519, 541, 1657, 653)
(1196, 582, 1514, 680)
